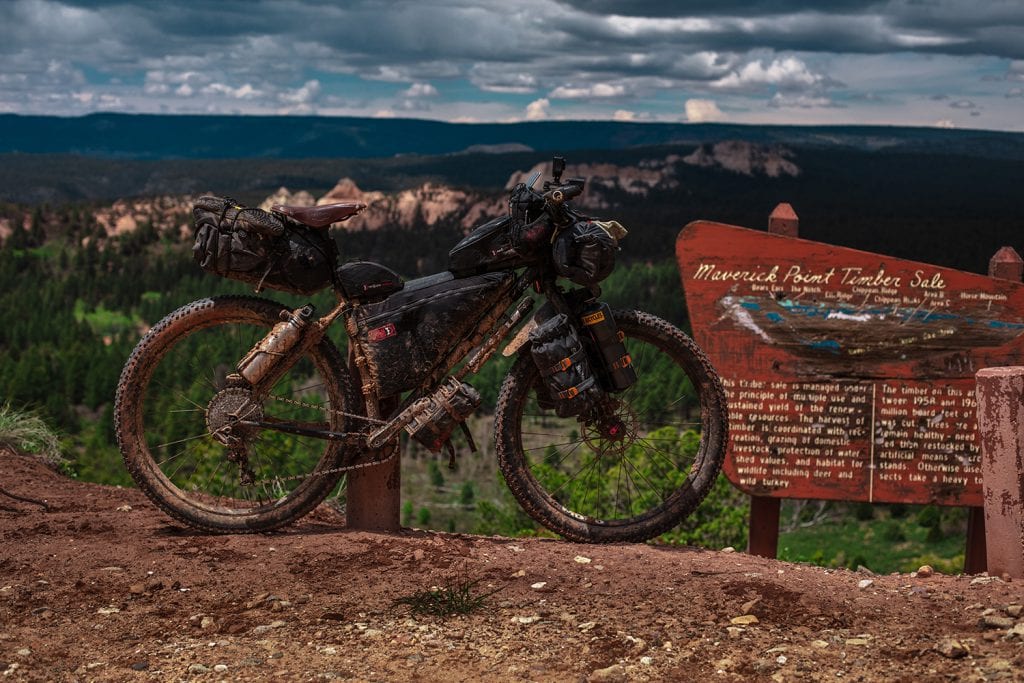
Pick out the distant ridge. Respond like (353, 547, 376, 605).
(2, 113, 1024, 160)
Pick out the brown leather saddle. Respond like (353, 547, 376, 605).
(271, 202, 366, 229)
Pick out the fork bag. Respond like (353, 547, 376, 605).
(529, 313, 601, 417)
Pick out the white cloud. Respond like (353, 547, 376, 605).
(684, 99, 724, 122)
(612, 109, 636, 121)
(713, 57, 827, 91)
(401, 82, 438, 98)
(278, 79, 320, 105)
(549, 83, 626, 99)
(1007, 87, 1024, 98)
(202, 82, 261, 99)
(525, 97, 550, 121)
(175, 83, 194, 97)
(373, 109, 396, 118)
(604, 15, 714, 37)
(468, 66, 537, 94)
(934, 119, 956, 128)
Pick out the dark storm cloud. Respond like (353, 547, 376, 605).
(557, 1, 885, 18)
(1, 0, 1021, 128)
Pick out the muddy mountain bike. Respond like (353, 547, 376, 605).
(114, 157, 727, 543)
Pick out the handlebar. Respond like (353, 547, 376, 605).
(543, 180, 584, 207)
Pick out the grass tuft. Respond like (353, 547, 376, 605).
(0, 403, 63, 467)
(393, 571, 499, 618)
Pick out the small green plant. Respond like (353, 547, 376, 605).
(0, 403, 63, 467)
(393, 572, 499, 617)
(417, 506, 432, 526)
(428, 460, 445, 488)
(880, 519, 907, 543)
(401, 500, 414, 526)
(459, 481, 475, 506)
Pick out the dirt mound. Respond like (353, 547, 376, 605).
(1, 452, 1021, 681)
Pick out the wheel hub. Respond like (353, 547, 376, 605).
(581, 399, 640, 456)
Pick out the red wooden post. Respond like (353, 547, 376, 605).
(989, 246, 1024, 282)
(966, 247, 1024, 573)
(965, 509, 987, 574)
(748, 495, 782, 558)
(974, 367, 1024, 579)
(345, 371, 401, 532)
(767, 203, 799, 238)
(346, 455, 401, 532)
(745, 203, 799, 557)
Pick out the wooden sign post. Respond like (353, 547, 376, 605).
(677, 212, 1024, 570)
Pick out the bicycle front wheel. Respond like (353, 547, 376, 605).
(114, 295, 360, 533)
(494, 309, 727, 543)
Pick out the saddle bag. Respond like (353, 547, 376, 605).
(529, 313, 602, 417)
(192, 196, 335, 296)
(354, 271, 514, 397)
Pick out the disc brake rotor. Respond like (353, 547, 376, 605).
(581, 398, 640, 457)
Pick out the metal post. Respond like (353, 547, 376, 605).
(974, 367, 1024, 579)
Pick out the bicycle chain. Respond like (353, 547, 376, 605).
(252, 394, 398, 485)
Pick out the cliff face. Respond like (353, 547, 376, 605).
(93, 195, 196, 239)
(683, 140, 800, 178)
(317, 178, 501, 232)
(259, 187, 316, 211)
(55, 142, 799, 242)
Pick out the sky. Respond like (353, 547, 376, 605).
(1, 0, 1023, 131)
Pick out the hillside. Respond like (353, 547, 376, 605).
(1, 451, 1022, 681)
(3, 140, 1023, 277)
(5, 114, 1024, 161)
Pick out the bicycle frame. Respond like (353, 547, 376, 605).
(236, 270, 533, 448)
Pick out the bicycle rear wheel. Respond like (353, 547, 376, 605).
(114, 295, 360, 533)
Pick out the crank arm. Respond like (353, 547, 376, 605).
(238, 419, 364, 445)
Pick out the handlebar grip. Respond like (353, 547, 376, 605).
(546, 182, 584, 206)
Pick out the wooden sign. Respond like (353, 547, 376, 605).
(677, 221, 1024, 506)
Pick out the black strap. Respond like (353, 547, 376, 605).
(540, 346, 585, 377)
(555, 375, 596, 400)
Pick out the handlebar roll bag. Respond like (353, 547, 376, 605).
(551, 220, 617, 286)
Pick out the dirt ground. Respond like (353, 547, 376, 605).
(0, 452, 1022, 682)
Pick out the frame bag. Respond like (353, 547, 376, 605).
(354, 271, 514, 397)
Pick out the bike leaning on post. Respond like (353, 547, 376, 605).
(113, 157, 728, 543)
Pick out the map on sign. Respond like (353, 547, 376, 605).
(676, 221, 1024, 506)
